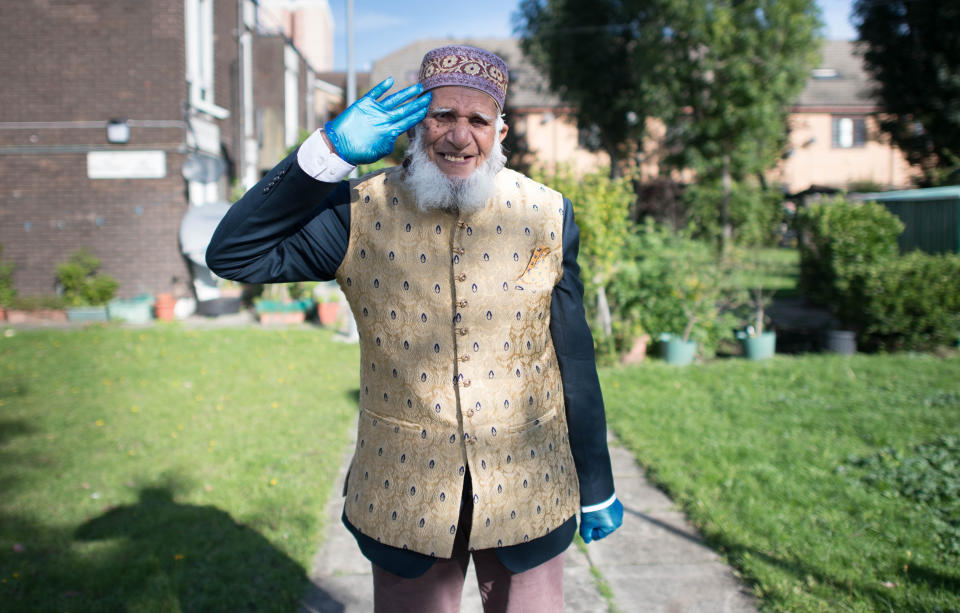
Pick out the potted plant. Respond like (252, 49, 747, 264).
(255, 282, 314, 325)
(107, 293, 155, 324)
(619, 322, 650, 365)
(735, 286, 777, 360)
(659, 272, 728, 366)
(315, 294, 341, 327)
(197, 278, 245, 316)
(56, 249, 118, 322)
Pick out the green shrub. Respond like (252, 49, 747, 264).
(850, 252, 960, 351)
(797, 198, 960, 350)
(684, 179, 784, 247)
(795, 197, 903, 321)
(534, 166, 638, 360)
(609, 220, 738, 357)
(55, 249, 119, 306)
(7, 295, 68, 310)
(0, 244, 15, 307)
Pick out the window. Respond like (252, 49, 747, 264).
(185, 0, 228, 118)
(832, 116, 866, 148)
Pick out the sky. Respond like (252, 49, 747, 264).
(328, 0, 858, 72)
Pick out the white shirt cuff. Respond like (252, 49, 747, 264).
(296, 128, 355, 182)
(581, 493, 617, 514)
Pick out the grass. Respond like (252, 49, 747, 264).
(602, 353, 960, 612)
(729, 247, 801, 297)
(0, 326, 359, 612)
(4, 322, 959, 612)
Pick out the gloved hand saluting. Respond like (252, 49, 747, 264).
(580, 497, 624, 543)
(325, 77, 432, 165)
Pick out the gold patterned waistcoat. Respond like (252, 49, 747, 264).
(336, 166, 580, 558)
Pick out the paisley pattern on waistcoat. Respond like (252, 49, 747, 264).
(335, 166, 580, 558)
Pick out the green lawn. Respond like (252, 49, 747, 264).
(0, 326, 359, 612)
(603, 353, 960, 612)
(3, 325, 958, 612)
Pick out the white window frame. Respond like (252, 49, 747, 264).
(832, 115, 866, 149)
(284, 45, 300, 148)
(185, 0, 229, 119)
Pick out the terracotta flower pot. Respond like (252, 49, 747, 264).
(621, 334, 650, 365)
(154, 293, 176, 322)
(317, 302, 340, 326)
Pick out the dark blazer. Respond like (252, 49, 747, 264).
(206, 150, 615, 576)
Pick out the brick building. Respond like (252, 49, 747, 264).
(0, 0, 331, 301)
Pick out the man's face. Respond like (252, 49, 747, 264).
(421, 86, 509, 179)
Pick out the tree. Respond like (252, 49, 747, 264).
(854, 0, 960, 186)
(514, 0, 669, 178)
(516, 0, 821, 250)
(657, 0, 821, 252)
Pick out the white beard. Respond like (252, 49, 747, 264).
(403, 125, 507, 214)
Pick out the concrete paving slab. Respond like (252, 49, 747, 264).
(303, 434, 758, 612)
(601, 564, 756, 613)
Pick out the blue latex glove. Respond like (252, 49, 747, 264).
(325, 77, 432, 165)
(579, 497, 624, 543)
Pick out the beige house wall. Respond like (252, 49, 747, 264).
(512, 111, 609, 174)
(776, 111, 917, 193)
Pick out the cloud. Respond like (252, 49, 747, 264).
(355, 11, 409, 32)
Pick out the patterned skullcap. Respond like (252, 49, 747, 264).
(418, 45, 509, 111)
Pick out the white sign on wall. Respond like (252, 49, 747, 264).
(87, 150, 167, 179)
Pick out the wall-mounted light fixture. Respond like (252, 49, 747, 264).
(106, 118, 130, 144)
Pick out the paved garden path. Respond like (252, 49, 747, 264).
(300, 431, 758, 613)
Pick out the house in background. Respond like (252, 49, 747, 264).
(0, 0, 330, 301)
(366, 38, 914, 195)
(776, 40, 916, 194)
(369, 38, 609, 175)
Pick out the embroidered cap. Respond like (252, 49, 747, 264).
(418, 45, 509, 111)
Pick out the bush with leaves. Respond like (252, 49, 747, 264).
(849, 251, 960, 351)
(0, 245, 15, 308)
(56, 249, 119, 307)
(685, 179, 784, 248)
(797, 198, 960, 349)
(609, 220, 738, 358)
(533, 166, 637, 359)
(795, 197, 903, 322)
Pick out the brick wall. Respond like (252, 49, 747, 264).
(0, 1, 236, 299)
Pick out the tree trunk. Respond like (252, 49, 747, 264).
(596, 284, 612, 337)
(606, 144, 621, 179)
(720, 152, 733, 255)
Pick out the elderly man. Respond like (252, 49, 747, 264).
(206, 45, 622, 612)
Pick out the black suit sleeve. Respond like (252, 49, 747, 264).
(205, 149, 351, 283)
(550, 197, 615, 508)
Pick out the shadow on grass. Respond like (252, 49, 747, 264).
(71, 486, 323, 612)
(1, 483, 346, 611)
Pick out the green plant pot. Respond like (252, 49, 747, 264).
(66, 306, 108, 322)
(107, 295, 154, 324)
(255, 299, 313, 313)
(660, 334, 697, 366)
(736, 330, 776, 361)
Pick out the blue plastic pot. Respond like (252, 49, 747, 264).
(660, 333, 697, 366)
(736, 330, 776, 361)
